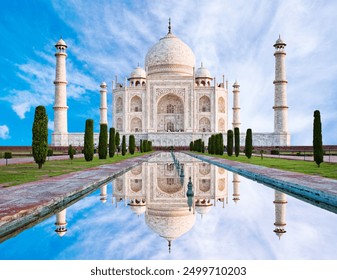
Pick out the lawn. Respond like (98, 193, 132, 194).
(198, 153, 337, 180)
(0, 152, 151, 187)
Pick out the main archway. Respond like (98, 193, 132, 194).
(157, 94, 184, 132)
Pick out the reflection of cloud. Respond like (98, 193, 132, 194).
(1, 166, 337, 260)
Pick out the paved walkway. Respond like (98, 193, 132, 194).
(0, 152, 158, 241)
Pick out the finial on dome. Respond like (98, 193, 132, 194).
(168, 17, 171, 34)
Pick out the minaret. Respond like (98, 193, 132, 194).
(232, 173, 240, 203)
(273, 36, 288, 134)
(232, 81, 241, 129)
(99, 82, 108, 125)
(273, 190, 287, 239)
(52, 38, 68, 146)
(100, 184, 107, 203)
(55, 209, 67, 237)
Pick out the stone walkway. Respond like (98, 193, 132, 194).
(0, 152, 158, 241)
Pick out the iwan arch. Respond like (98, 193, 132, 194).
(52, 21, 290, 147)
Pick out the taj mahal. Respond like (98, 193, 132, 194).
(51, 21, 290, 147)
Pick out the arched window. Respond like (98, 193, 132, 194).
(130, 96, 142, 112)
(199, 96, 210, 112)
(117, 118, 123, 131)
(218, 97, 225, 113)
(116, 97, 123, 113)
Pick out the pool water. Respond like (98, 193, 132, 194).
(0, 152, 336, 260)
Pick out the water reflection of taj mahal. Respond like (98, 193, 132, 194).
(55, 153, 287, 250)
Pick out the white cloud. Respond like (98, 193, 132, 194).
(48, 120, 54, 131)
(5, 0, 337, 144)
(0, 125, 10, 139)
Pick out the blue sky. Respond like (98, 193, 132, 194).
(0, 0, 337, 145)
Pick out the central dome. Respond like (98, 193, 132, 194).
(145, 32, 195, 76)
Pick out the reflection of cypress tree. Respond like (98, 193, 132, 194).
(313, 110, 323, 167)
(245, 128, 253, 159)
(109, 127, 116, 158)
(83, 119, 94, 161)
(227, 130, 233, 156)
(234, 127, 240, 157)
(122, 135, 126, 156)
(32, 106, 48, 169)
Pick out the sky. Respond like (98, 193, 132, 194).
(0, 0, 337, 146)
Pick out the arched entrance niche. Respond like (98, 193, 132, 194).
(157, 94, 184, 132)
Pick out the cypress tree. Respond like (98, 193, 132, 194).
(219, 133, 224, 155)
(142, 140, 147, 152)
(98, 124, 108, 159)
(129, 134, 135, 154)
(313, 110, 323, 167)
(201, 141, 205, 153)
(32, 105, 48, 169)
(234, 127, 240, 157)
(109, 127, 116, 158)
(245, 128, 253, 159)
(209, 135, 214, 154)
(140, 139, 143, 153)
(147, 140, 151, 152)
(227, 130, 233, 156)
(190, 141, 194, 151)
(115, 131, 120, 153)
(84, 119, 94, 161)
(68, 144, 75, 161)
(122, 135, 126, 155)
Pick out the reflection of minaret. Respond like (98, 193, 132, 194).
(273, 190, 287, 239)
(100, 184, 107, 203)
(232, 173, 240, 203)
(55, 209, 67, 237)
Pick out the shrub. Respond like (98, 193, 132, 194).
(4, 152, 12, 166)
(84, 119, 94, 161)
(271, 149, 280, 155)
(68, 145, 75, 161)
(47, 149, 53, 160)
(98, 124, 108, 159)
(32, 105, 48, 169)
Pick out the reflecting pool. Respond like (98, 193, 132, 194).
(0, 152, 336, 260)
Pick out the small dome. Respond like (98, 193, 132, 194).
(195, 63, 212, 79)
(274, 35, 286, 47)
(55, 38, 67, 48)
(129, 66, 146, 79)
(145, 32, 195, 76)
(195, 205, 212, 215)
(100, 81, 107, 86)
(130, 205, 146, 216)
